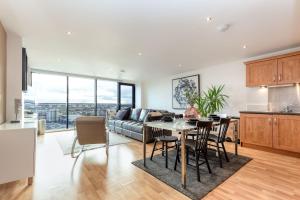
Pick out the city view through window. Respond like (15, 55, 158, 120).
(24, 73, 134, 131)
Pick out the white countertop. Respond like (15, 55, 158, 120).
(0, 121, 37, 131)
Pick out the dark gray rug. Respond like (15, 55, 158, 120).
(132, 150, 252, 200)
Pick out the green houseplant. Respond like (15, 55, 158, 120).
(186, 85, 228, 118)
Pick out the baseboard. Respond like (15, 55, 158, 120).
(242, 143, 300, 158)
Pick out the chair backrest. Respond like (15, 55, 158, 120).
(217, 118, 231, 142)
(195, 120, 213, 152)
(75, 116, 106, 145)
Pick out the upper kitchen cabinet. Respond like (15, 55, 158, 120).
(278, 54, 300, 84)
(246, 60, 278, 87)
(245, 51, 300, 87)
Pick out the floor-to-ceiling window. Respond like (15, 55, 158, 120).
(25, 72, 136, 131)
(68, 77, 95, 128)
(97, 80, 118, 116)
(119, 83, 135, 109)
(29, 73, 67, 130)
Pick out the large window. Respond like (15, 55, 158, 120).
(30, 73, 67, 130)
(97, 80, 118, 116)
(25, 72, 135, 131)
(68, 77, 95, 128)
(119, 83, 135, 109)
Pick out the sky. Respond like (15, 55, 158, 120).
(28, 73, 132, 104)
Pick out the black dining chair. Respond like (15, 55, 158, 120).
(150, 128, 178, 168)
(208, 118, 231, 168)
(174, 120, 213, 182)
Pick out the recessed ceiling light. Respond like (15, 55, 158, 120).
(138, 52, 143, 56)
(57, 58, 61, 62)
(66, 31, 72, 35)
(243, 45, 247, 49)
(178, 64, 182, 67)
(206, 17, 212, 22)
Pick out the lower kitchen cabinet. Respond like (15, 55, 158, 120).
(273, 115, 300, 153)
(240, 114, 273, 147)
(240, 113, 300, 155)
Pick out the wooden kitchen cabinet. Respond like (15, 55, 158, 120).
(273, 115, 300, 153)
(245, 51, 300, 87)
(277, 54, 300, 84)
(246, 60, 278, 87)
(240, 114, 273, 147)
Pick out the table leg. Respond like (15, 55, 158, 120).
(181, 131, 187, 188)
(143, 125, 147, 166)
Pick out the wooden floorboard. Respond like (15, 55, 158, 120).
(0, 132, 300, 200)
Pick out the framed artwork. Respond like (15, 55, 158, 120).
(172, 74, 200, 109)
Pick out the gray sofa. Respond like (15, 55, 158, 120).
(108, 108, 174, 143)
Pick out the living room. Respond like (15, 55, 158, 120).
(1, 1, 300, 200)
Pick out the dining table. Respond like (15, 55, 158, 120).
(142, 118, 239, 188)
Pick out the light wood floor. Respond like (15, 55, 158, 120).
(1, 132, 300, 200)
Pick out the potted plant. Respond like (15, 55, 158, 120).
(192, 85, 229, 118)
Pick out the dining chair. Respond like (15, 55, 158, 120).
(208, 118, 231, 168)
(150, 128, 178, 168)
(71, 116, 109, 158)
(174, 120, 213, 182)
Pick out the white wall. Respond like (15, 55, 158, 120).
(6, 31, 23, 121)
(142, 47, 300, 116)
(143, 60, 268, 116)
(0, 22, 6, 124)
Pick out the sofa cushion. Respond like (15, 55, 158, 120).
(129, 108, 142, 121)
(122, 121, 136, 130)
(115, 108, 131, 120)
(130, 122, 143, 133)
(114, 120, 125, 127)
(138, 109, 149, 122)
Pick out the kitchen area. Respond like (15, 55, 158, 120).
(240, 51, 300, 157)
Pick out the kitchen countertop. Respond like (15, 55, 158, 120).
(240, 111, 300, 115)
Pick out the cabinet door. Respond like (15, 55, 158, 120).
(240, 114, 273, 147)
(246, 60, 278, 87)
(278, 54, 300, 84)
(273, 115, 300, 153)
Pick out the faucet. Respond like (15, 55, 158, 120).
(282, 104, 293, 113)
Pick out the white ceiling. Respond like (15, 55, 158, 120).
(0, 0, 300, 81)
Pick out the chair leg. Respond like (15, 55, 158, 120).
(216, 142, 223, 168)
(186, 147, 189, 165)
(221, 142, 230, 162)
(165, 142, 168, 168)
(174, 145, 180, 170)
(150, 140, 157, 160)
(71, 137, 82, 158)
(162, 142, 165, 156)
(203, 151, 212, 174)
(195, 152, 200, 182)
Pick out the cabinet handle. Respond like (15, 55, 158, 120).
(268, 118, 272, 125)
(273, 75, 276, 82)
(278, 74, 282, 81)
(274, 118, 277, 125)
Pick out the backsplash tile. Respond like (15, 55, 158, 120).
(268, 85, 300, 112)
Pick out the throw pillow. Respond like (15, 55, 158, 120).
(138, 109, 149, 122)
(130, 108, 142, 121)
(116, 109, 130, 120)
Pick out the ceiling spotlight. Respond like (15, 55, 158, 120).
(57, 58, 61, 62)
(206, 17, 212, 22)
(66, 31, 72, 35)
(178, 64, 182, 67)
(138, 52, 143, 56)
(243, 45, 247, 49)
